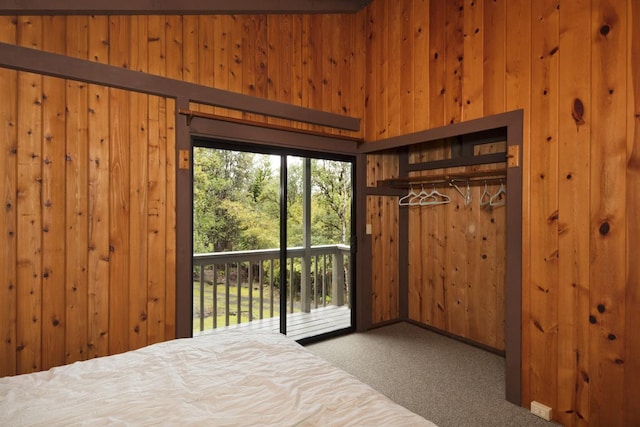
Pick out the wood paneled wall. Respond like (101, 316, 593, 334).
(363, 0, 639, 425)
(1, 2, 638, 425)
(0, 13, 365, 377)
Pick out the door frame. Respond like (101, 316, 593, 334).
(175, 109, 361, 340)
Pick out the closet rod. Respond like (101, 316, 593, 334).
(377, 168, 506, 188)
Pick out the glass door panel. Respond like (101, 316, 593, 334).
(284, 156, 352, 340)
(192, 147, 281, 334)
(193, 144, 353, 340)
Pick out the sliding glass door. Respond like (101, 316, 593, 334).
(192, 141, 354, 341)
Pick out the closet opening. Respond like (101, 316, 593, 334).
(359, 110, 523, 405)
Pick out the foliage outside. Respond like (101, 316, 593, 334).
(192, 148, 352, 332)
(193, 148, 352, 253)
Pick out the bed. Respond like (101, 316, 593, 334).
(0, 328, 436, 426)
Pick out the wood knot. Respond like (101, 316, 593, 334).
(607, 333, 616, 340)
(589, 315, 597, 324)
(597, 304, 605, 313)
(52, 318, 60, 326)
(572, 98, 585, 126)
(600, 24, 610, 36)
(599, 221, 610, 236)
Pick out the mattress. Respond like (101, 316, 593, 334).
(0, 329, 436, 426)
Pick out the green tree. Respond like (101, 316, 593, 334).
(311, 159, 352, 245)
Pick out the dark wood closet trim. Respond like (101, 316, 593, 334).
(358, 110, 523, 407)
(359, 110, 517, 154)
(0, 42, 360, 132)
(0, 0, 372, 15)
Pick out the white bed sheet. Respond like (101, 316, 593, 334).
(0, 329, 436, 426)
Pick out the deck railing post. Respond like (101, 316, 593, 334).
(332, 252, 345, 307)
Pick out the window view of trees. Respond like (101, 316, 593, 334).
(193, 147, 352, 254)
(192, 147, 353, 333)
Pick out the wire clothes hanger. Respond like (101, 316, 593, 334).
(398, 184, 419, 206)
(419, 185, 451, 206)
(449, 180, 472, 206)
(480, 181, 491, 208)
(489, 180, 506, 207)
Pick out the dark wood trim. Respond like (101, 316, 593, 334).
(176, 114, 360, 338)
(0, 42, 360, 132)
(505, 111, 524, 406)
(358, 110, 523, 406)
(0, 0, 372, 14)
(179, 109, 363, 144)
(363, 187, 405, 197)
(397, 151, 409, 322)
(358, 110, 518, 153)
(355, 153, 372, 332)
(174, 97, 193, 339)
(188, 116, 359, 156)
(406, 152, 507, 172)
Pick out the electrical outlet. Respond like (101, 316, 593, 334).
(530, 401, 552, 421)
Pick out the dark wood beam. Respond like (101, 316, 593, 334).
(359, 110, 518, 153)
(0, 42, 360, 132)
(0, 0, 372, 15)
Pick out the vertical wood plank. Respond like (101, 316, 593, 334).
(228, 15, 244, 119)
(147, 21, 169, 343)
(65, 15, 89, 365)
(376, 1, 389, 139)
(444, 0, 464, 125)
(128, 89, 149, 350)
(146, 94, 167, 345)
(557, 0, 591, 424)
(505, 0, 532, 406)
(412, 0, 428, 132)
(87, 15, 110, 360)
(107, 87, 130, 355)
(241, 16, 259, 121)
(625, 1, 640, 424)
(182, 16, 199, 86)
(387, 0, 402, 138)
(16, 67, 43, 374)
(291, 14, 303, 125)
(41, 15, 67, 371)
(253, 16, 268, 118)
(213, 16, 229, 116)
(165, 16, 183, 81)
(197, 16, 214, 115)
(333, 14, 349, 135)
(429, 0, 446, 129)
(0, 16, 18, 377)
(461, 0, 484, 121)
(16, 17, 43, 375)
(128, 16, 149, 351)
(107, 17, 131, 356)
(364, 4, 377, 140)
(483, 0, 506, 116)
(444, 186, 468, 338)
(529, 0, 560, 410)
(589, 0, 627, 424)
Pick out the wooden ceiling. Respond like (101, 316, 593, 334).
(0, 0, 372, 15)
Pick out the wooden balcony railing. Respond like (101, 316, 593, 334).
(192, 244, 351, 333)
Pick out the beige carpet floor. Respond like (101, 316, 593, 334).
(306, 322, 557, 427)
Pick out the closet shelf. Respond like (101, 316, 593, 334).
(377, 168, 507, 188)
